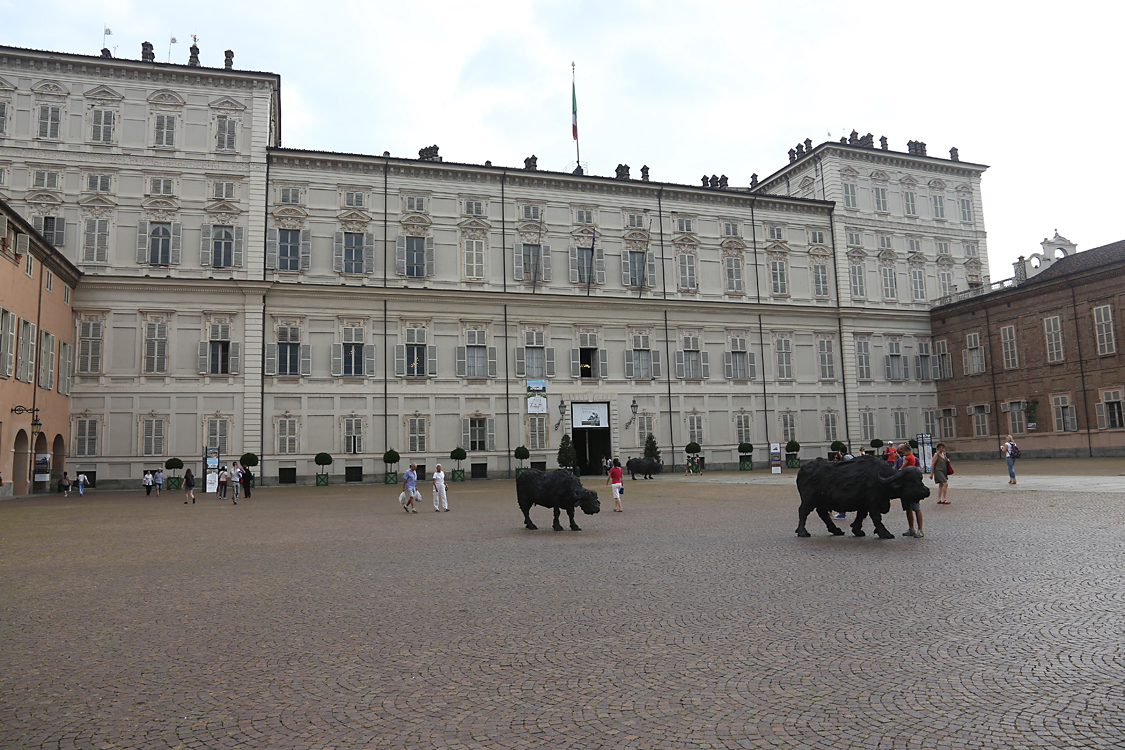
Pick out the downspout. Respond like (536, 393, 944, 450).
(30, 242, 46, 489)
(983, 303, 1002, 441)
(818, 163, 851, 449)
(1069, 282, 1094, 457)
(657, 187, 667, 300)
(383, 155, 389, 289)
(501, 169, 507, 293)
(504, 303, 512, 477)
(658, 189, 674, 470)
(260, 152, 271, 471)
(749, 198, 769, 448)
(383, 299, 389, 452)
(663, 310, 676, 472)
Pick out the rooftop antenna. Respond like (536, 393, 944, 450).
(168, 33, 178, 63)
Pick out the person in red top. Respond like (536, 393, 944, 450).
(606, 458, 624, 512)
(884, 444, 898, 464)
(899, 444, 923, 538)
(900, 444, 917, 469)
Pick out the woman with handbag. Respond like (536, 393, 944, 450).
(931, 442, 951, 504)
(1001, 435, 1018, 485)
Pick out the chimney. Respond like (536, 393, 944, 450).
(879, 135, 888, 150)
(804, 138, 813, 153)
(848, 129, 859, 145)
(701, 175, 710, 187)
(750, 173, 759, 189)
(100, 47, 112, 58)
(917, 141, 927, 156)
(719, 175, 728, 189)
(710, 175, 719, 188)
(523, 155, 537, 171)
(859, 133, 874, 148)
(788, 148, 796, 163)
(224, 50, 234, 70)
(640, 165, 650, 181)
(615, 164, 630, 180)
(188, 43, 200, 67)
(141, 41, 155, 62)
(795, 143, 805, 157)
(418, 145, 441, 161)
(949, 146, 959, 161)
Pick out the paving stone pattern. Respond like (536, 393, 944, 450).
(2, 476, 1123, 749)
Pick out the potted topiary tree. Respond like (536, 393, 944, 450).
(240, 453, 259, 488)
(514, 445, 530, 477)
(165, 457, 184, 490)
(738, 442, 754, 471)
(685, 441, 702, 473)
(382, 449, 400, 485)
(870, 438, 884, 450)
(908, 439, 919, 450)
(449, 447, 467, 482)
(785, 440, 801, 468)
(314, 452, 333, 486)
(557, 434, 578, 475)
(830, 440, 847, 460)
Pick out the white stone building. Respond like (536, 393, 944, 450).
(0, 44, 988, 486)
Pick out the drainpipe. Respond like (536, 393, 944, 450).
(749, 199, 769, 449)
(1068, 282, 1094, 457)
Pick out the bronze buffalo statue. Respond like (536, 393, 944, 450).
(795, 456, 930, 539)
(517, 469, 601, 531)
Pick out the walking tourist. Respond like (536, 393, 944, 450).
(240, 464, 253, 498)
(143, 470, 154, 496)
(154, 468, 164, 497)
(607, 458, 624, 512)
(218, 466, 230, 501)
(231, 461, 242, 502)
(60, 472, 71, 497)
(1001, 435, 1018, 485)
(183, 469, 195, 504)
(402, 462, 420, 513)
(931, 443, 951, 504)
(77, 472, 88, 496)
(432, 463, 449, 511)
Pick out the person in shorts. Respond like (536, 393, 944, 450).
(154, 468, 164, 497)
(183, 469, 196, 504)
(60, 472, 71, 497)
(402, 463, 420, 513)
(606, 458, 624, 512)
(902, 445, 924, 537)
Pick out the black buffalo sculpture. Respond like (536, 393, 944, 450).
(625, 457, 663, 480)
(795, 456, 930, 539)
(517, 469, 600, 531)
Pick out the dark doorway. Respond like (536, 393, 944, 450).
(345, 466, 363, 483)
(471, 463, 488, 479)
(278, 468, 297, 484)
(572, 428, 611, 476)
(530, 461, 547, 471)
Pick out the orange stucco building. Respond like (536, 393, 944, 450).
(1, 197, 81, 496)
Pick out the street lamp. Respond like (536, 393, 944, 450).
(624, 398, 638, 429)
(12, 406, 42, 489)
(554, 398, 566, 431)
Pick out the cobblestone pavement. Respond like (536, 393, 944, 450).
(2, 474, 1123, 749)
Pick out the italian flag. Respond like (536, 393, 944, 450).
(572, 81, 578, 141)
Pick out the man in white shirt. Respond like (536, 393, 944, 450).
(432, 463, 449, 512)
(231, 461, 242, 501)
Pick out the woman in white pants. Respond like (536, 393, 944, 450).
(432, 463, 449, 512)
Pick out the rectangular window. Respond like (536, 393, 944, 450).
(973, 407, 989, 437)
(885, 340, 904, 380)
(726, 337, 753, 380)
(908, 238, 922, 254)
(1099, 391, 1124, 429)
(277, 417, 298, 454)
(1008, 402, 1027, 435)
(464, 199, 484, 216)
(342, 326, 364, 376)
(964, 244, 978, 257)
(932, 194, 945, 219)
(775, 337, 793, 380)
(344, 191, 364, 208)
(278, 229, 300, 272)
(142, 417, 165, 456)
(1053, 395, 1077, 432)
(850, 262, 866, 298)
(150, 177, 174, 196)
(936, 241, 950, 255)
(0, 102, 7, 134)
(725, 256, 744, 293)
(207, 418, 229, 456)
(627, 334, 658, 380)
(25, 254, 33, 277)
(1094, 305, 1116, 355)
(940, 408, 956, 439)
(809, 229, 826, 245)
(911, 267, 926, 300)
(873, 187, 888, 212)
(465, 238, 485, 279)
(1044, 316, 1064, 362)
(812, 262, 829, 297)
(842, 182, 857, 209)
(464, 417, 488, 452)
(88, 174, 112, 192)
(345, 417, 364, 454)
(781, 413, 796, 444)
(723, 221, 740, 237)
(211, 226, 235, 268)
(404, 327, 428, 377)
(939, 270, 953, 296)
(846, 230, 862, 247)
(279, 186, 301, 204)
(735, 414, 752, 445)
(623, 212, 644, 229)
(856, 340, 871, 380)
(627, 250, 648, 287)
(903, 191, 917, 216)
(77, 321, 103, 374)
(680, 335, 703, 380)
(276, 325, 302, 376)
(57, 339, 71, 394)
(818, 339, 835, 380)
(37, 330, 55, 388)
(38, 104, 62, 139)
(882, 266, 897, 300)
(861, 412, 876, 442)
(33, 170, 61, 189)
(215, 116, 237, 150)
(678, 253, 697, 290)
(915, 341, 935, 380)
(344, 232, 364, 275)
(1001, 325, 1018, 369)
(575, 208, 594, 224)
(687, 414, 704, 445)
(91, 109, 114, 142)
(879, 235, 893, 250)
(934, 340, 952, 379)
(407, 196, 426, 213)
(894, 411, 908, 441)
(964, 332, 985, 375)
(64, 286, 70, 305)
(676, 217, 693, 233)
(408, 417, 427, 453)
(148, 222, 172, 265)
(770, 259, 788, 295)
(213, 181, 235, 199)
(403, 236, 425, 278)
(768, 225, 784, 241)
(923, 410, 937, 438)
(36, 216, 65, 248)
(143, 322, 168, 374)
(521, 204, 542, 221)
(959, 198, 973, 222)
(528, 415, 547, 451)
(153, 114, 175, 147)
(75, 417, 98, 457)
(522, 243, 544, 282)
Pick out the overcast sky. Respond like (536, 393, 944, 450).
(4, 0, 1121, 279)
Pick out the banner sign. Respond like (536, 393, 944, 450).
(770, 443, 782, 474)
(205, 447, 220, 493)
(571, 402, 609, 429)
(917, 434, 935, 474)
(526, 379, 547, 414)
(34, 453, 51, 482)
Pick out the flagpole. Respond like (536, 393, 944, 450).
(572, 62, 581, 175)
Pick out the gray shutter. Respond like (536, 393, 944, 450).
(540, 245, 552, 281)
(266, 227, 278, 270)
(545, 348, 555, 377)
(701, 350, 710, 379)
(394, 345, 406, 376)
(170, 223, 182, 264)
(624, 349, 634, 378)
(264, 342, 277, 376)
(300, 229, 312, 270)
(914, 355, 922, 380)
(724, 351, 733, 379)
(137, 221, 149, 263)
(486, 418, 496, 451)
(652, 349, 661, 378)
(645, 251, 657, 287)
(962, 349, 969, 376)
(598, 349, 608, 378)
(331, 342, 343, 376)
(83, 219, 96, 262)
(455, 346, 467, 376)
(200, 224, 213, 267)
(462, 418, 471, 450)
(53, 218, 65, 247)
(233, 226, 245, 267)
(424, 236, 435, 277)
(396, 235, 407, 276)
(228, 342, 241, 375)
(333, 231, 344, 273)
(570, 348, 581, 377)
(33, 216, 44, 235)
(299, 344, 312, 376)
(198, 341, 209, 374)
(887, 355, 895, 379)
(676, 350, 685, 379)
(487, 346, 497, 377)
(931, 356, 941, 380)
(365, 344, 376, 376)
(621, 251, 631, 286)
(1095, 402, 1107, 430)
(427, 344, 437, 376)
(595, 248, 606, 285)
(569, 246, 579, 283)
(513, 242, 524, 280)
(515, 347, 525, 377)
(364, 232, 376, 274)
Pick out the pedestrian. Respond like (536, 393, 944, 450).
(931, 442, 951, 504)
(402, 462, 420, 513)
(231, 461, 242, 502)
(606, 458, 624, 512)
(1001, 434, 1018, 485)
(183, 468, 195, 504)
(900, 444, 917, 469)
(884, 443, 898, 465)
(218, 466, 230, 501)
(154, 468, 164, 497)
(143, 470, 154, 496)
(77, 472, 88, 496)
(240, 464, 253, 498)
(60, 471, 71, 497)
(901, 456, 925, 540)
(432, 463, 449, 512)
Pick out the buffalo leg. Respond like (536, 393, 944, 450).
(795, 503, 813, 537)
(816, 507, 846, 536)
(850, 511, 868, 537)
(552, 506, 565, 531)
(630, 472, 637, 480)
(870, 512, 895, 539)
(521, 501, 538, 530)
(567, 507, 581, 531)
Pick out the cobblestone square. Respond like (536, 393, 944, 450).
(2, 469, 1122, 749)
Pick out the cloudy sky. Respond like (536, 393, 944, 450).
(3, 0, 1121, 278)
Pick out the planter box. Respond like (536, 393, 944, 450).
(450, 469, 465, 482)
(739, 458, 753, 471)
(786, 454, 801, 469)
(315, 473, 330, 486)
(166, 476, 182, 490)
(384, 471, 398, 485)
(515, 467, 528, 478)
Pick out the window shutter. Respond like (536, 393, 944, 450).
(962, 349, 969, 375)
(83, 219, 96, 262)
(487, 347, 497, 377)
(424, 236, 434, 277)
(598, 348, 608, 378)
(200, 224, 213, 266)
(545, 347, 555, 377)
(914, 355, 922, 380)
(513, 243, 524, 280)
(652, 350, 661, 378)
(624, 349, 634, 378)
(568, 246, 579, 283)
(1095, 402, 1107, 430)
(299, 344, 312, 376)
(701, 351, 710, 379)
(595, 248, 606, 285)
(53, 218, 65, 248)
(462, 418, 471, 449)
(486, 418, 496, 451)
(227, 342, 240, 375)
(885, 355, 893, 380)
(456, 346, 467, 376)
(621, 251, 631, 286)
(264, 342, 277, 376)
(427, 345, 437, 376)
(331, 342, 343, 376)
(198, 341, 209, 374)
(515, 347, 525, 377)
(266, 227, 278, 270)
(233, 226, 245, 267)
(89, 335, 103, 373)
(540, 245, 552, 281)
(645, 251, 657, 287)
(724, 351, 734, 379)
(365, 344, 376, 376)
(395, 235, 407, 276)
(136, 221, 149, 263)
(333, 232, 345, 273)
(676, 350, 685, 379)
(33, 216, 44, 237)
(394, 344, 406, 376)
(300, 229, 312, 270)
(366, 232, 377, 274)
(170, 223, 182, 264)
(570, 348, 581, 377)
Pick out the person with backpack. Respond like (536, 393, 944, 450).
(183, 469, 196, 504)
(1001, 435, 1020, 485)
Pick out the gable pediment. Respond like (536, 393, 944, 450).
(720, 238, 747, 251)
(870, 170, 890, 182)
(142, 197, 179, 211)
(206, 200, 242, 215)
(457, 217, 491, 231)
(929, 179, 946, 190)
(840, 166, 859, 178)
(673, 235, 698, 247)
(799, 175, 815, 189)
(148, 89, 185, 106)
(900, 175, 917, 186)
(622, 229, 649, 242)
(0, 75, 14, 91)
(78, 194, 118, 209)
(84, 84, 124, 102)
(272, 205, 308, 220)
(32, 80, 69, 97)
(25, 191, 62, 205)
(209, 96, 246, 111)
(765, 241, 790, 253)
(338, 209, 372, 223)
(570, 226, 596, 241)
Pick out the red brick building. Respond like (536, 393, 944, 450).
(930, 235, 1124, 458)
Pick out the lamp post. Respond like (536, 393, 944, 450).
(12, 406, 41, 489)
(554, 398, 566, 431)
(624, 398, 638, 429)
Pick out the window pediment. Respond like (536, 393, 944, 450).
(457, 217, 491, 231)
(799, 175, 815, 189)
(928, 178, 946, 190)
(840, 166, 859, 179)
(870, 170, 890, 183)
(25, 191, 62, 205)
(936, 255, 954, 267)
(809, 247, 830, 259)
(142, 196, 179, 211)
(84, 85, 123, 102)
(622, 229, 649, 242)
(907, 252, 926, 266)
(847, 248, 867, 262)
(570, 225, 596, 241)
(32, 80, 69, 97)
(272, 205, 307, 220)
(148, 89, 185, 106)
(878, 249, 898, 263)
(338, 209, 371, 224)
(765, 241, 789, 253)
(78, 193, 117, 209)
(209, 96, 246, 111)
(721, 238, 746, 251)
(0, 75, 14, 91)
(899, 175, 917, 186)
